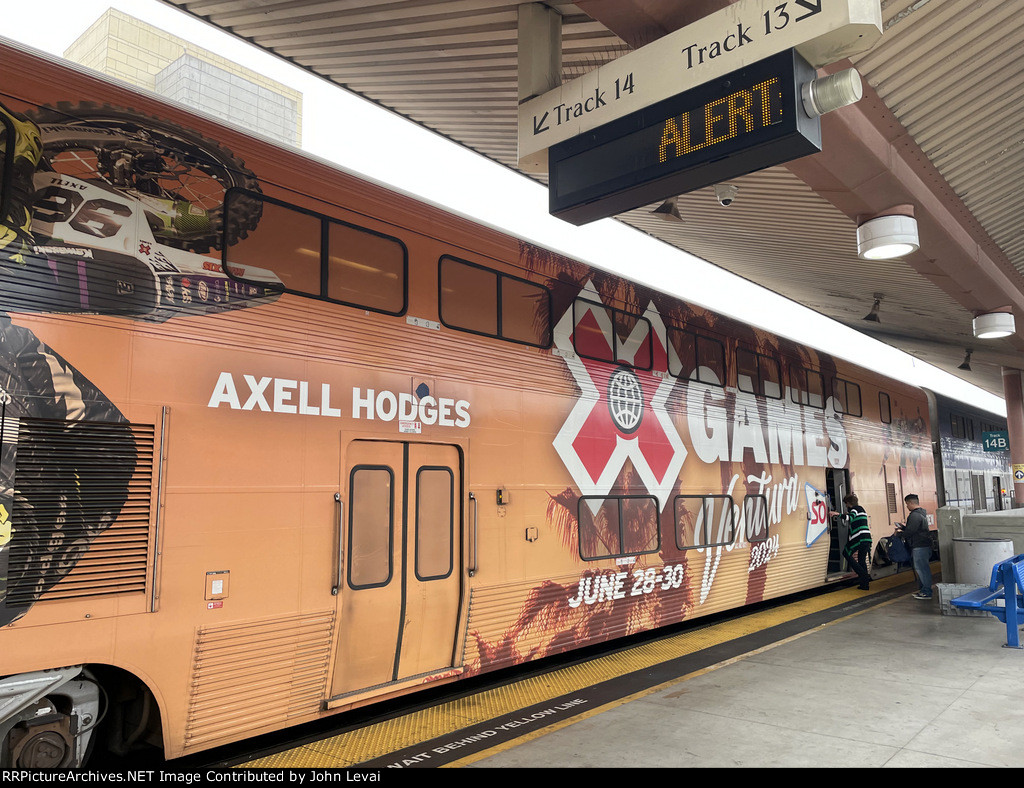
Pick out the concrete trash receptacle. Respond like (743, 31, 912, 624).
(953, 537, 1015, 586)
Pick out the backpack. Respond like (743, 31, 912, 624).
(884, 531, 912, 564)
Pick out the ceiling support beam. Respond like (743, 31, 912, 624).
(517, 3, 562, 102)
(517, 3, 562, 170)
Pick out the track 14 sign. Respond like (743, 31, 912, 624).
(518, 0, 882, 169)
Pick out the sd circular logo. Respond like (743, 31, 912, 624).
(607, 365, 644, 434)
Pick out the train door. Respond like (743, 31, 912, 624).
(329, 439, 463, 699)
(825, 468, 851, 575)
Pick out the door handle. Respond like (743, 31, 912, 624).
(468, 491, 478, 577)
(333, 492, 343, 595)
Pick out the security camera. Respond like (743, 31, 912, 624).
(715, 184, 738, 206)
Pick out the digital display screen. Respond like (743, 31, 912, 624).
(548, 49, 821, 225)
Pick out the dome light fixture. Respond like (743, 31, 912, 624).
(973, 311, 1015, 339)
(856, 207, 920, 260)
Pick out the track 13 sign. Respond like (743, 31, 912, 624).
(548, 49, 821, 225)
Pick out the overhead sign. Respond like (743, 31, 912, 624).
(982, 430, 1010, 452)
(549, 49, 821, 225)
(518, 0, 882, 170)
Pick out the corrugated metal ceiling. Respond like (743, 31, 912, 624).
(162, 0, 1024, 398)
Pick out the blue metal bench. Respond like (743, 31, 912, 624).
(950, 554, 1024, 649)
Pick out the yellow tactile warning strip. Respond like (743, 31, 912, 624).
(238, 568, 922, 769)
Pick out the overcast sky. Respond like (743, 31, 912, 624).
(2, 1, 1008, 416)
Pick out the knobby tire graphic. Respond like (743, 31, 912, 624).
(27, 101, 262, 253)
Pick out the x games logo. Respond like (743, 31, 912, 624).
(552, 282, 686, 510)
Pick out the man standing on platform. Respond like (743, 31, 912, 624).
(897, 494, 933, 600)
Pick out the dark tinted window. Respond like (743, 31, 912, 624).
(573, 298, 653, 370)
(578, 496, 660, 560)
(224, 188, 407, 315)
(674, 495, 735, 549)
(668, 329, 727, 386)
(439, 256, 551, 347)
(737, 349, 782, 399)
(790, 365, 825, 409)
(879, 392, 892, 424)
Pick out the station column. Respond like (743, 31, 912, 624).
(1004, 366, 1024, 507)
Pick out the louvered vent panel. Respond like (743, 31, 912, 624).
(7, 418, 154, 605)
(185, 611, 335, 749)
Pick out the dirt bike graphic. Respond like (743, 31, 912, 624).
(4, 101, 280, 320)
(0, 101, 280, 626)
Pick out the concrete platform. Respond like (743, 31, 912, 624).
(465, 572, 1024, 769)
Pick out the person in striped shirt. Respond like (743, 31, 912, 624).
(833, 494, 872, 590)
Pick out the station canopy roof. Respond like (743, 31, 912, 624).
(161, 0, 1024, 399)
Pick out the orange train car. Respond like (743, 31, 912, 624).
(0, 39, 937, 767)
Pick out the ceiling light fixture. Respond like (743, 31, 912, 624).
(973, 311, 1016, 339)
(651, 196, 683, 222)
(862, 293, 883, 323)
(856, 206, 920, 260)
(957, 350, 972, 371)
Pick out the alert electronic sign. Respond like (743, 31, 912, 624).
(548, 49, 822, 225)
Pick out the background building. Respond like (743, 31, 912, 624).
(64, 8, 302, 147)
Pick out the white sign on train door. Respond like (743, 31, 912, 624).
(517, 0, 883, 171)
(804, 482, 831, 546)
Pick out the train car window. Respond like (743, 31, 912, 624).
(950, 413, 974, 440)
(789, 365, 825, 408)
(736, 349, 758, 394)
(0, 108, 13, 228)
(698, 336, 727, 385)
(440, 257, 498, 335)
(736, 349, 782, 399)
(572, 298, 653, 370)
(674, 495, 735, 549)
(667, 329, 727, 386)
(669, 329, 696, 380)
(439, 256, 552, 348)
(348, 466, 395, 588)
(879, 391, 892, 424)
(227, 195, 321, 294)
(500, 273, 552, 346)
(224, 188, 408, 316)
(415, 467, 453, 580)
(744, 495, 769, 543)
(327, 221, 406, 314)
(577, 496, 660, 560)
(831, 377, 862, 417)
(761, 356, 782, 399)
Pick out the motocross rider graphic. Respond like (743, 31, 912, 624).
(0, 100, 275, 626)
